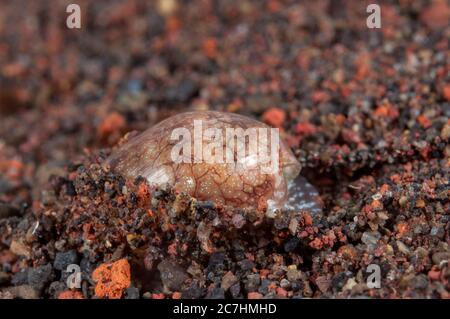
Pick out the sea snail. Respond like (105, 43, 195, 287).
(106, 111, 321, 213)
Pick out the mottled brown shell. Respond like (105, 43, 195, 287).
(106, 111, 301, 210)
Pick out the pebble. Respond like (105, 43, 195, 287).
(331, 272, 351, 292)
(9, 240, 31, 259)
(125, 287, 140, 299)
(11, 269, 29, 286)
(245, 274, 261, 292)
(157, 259, 188, 291)
(248, 292, 263, 299)
(411, 274, 429, 290)
(165, 79, 198, 104)
(284, 237, 300, 252)
(398, 196, 409, 207)
(181, 286, 205, 299)
(396, 241, 411, 255)
(27, 263, 53, 291)
(3, 285, 39, 299)
(205, 287, 225, 299)
(343, 278, 357, 291)
(432, 252, 450, 265)
(280, 278, 291, 289)
(142, 292, 152, 299)
(53, 250, 79, 271)
(286, 268, 302, 282)
(229, 283, 241, 298)
(315, 276, 331, 294)
(258, 279, 271, 295)
(238, 259, 255, 271)
(361, 231, 381, 246)
(48, 281, 68, 298)
(207, 252, 227, 273)
(221, 271, 238, 291)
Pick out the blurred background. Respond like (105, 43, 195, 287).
(0, 0, 448, 205)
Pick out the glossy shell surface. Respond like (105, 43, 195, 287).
(106, 111, 302, 210)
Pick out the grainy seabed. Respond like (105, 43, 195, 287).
(0, 0, 449, 299)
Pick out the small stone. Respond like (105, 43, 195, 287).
(142, 292, 152, 299)
(428, 269, 441, 281)
(58, 290, 84, 299)
(286, 268, 302, 282)
(396, 241, 411, 255)
(205, 287, 225, 299)
(125, 287, 140, 299)
(157, 259, 187, 291)
(258, 279, 271, 295)
(27, 264, 53, 291)
(280, 278, 290, 289)
(229, 283, 241, 298)
(415, 199, 425, 208)
(432, 252, 450, 265)
(288, 218, 298, 235)
(172, 292, 182, 299)
(331, 272, 351, 291)
(238, 259, 255, 271)
(276, 287, 288, 297)
(3, 285, 39, 299)
(48, 281, 68, 299)
(411, 274, 429, 290)
(54, 250, 78, 271)
(399, 273, 415, 288)
(54, 239, 67, 251)
(284, 237, 299, 252)
(41, 190, 57, 206)
(441, 123, 450, 140)
(262, 107, 286, 128)
(10, 240, 31, 259)
(92, 259, 131, 299)
(231, 214, 246, 229)
(0, 291, 14, 299)
(361, 231, 381, 246)
(430, 227, 443, 237)
(398, 196, 408, 207)
(181, 285, 205, 299)
(245, 274, 260, 292)
(157, 0, 178, 16)
(303, 281, 313, 297)
(315, 276, 330, 293)
(11, 269, 29, 286)
(343, 278, 357, 291)
(248, 292, 263, 299)
(420, 0, 450, 30)
(221, 271, 238, 291)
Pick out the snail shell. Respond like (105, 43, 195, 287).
(106, 111, 302, 211)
